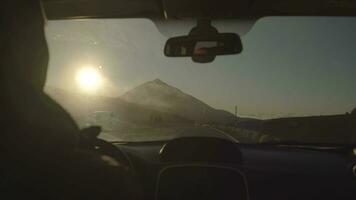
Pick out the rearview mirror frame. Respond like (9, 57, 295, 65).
(164, 20, 243, 63)
(164, 33, 242, 55)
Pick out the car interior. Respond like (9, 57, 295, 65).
(1, 0, 356, 199)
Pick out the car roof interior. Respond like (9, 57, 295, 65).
(42, 0, 356, 20)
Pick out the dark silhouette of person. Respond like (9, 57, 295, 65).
(0, 1, 140, 199)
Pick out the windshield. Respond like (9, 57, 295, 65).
(44, 17, 356, 144)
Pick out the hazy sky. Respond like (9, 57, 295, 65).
(45, 17, 356, 119)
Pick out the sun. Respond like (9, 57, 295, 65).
(76, 67, 101, 92)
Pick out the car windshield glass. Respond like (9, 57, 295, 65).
(44, 17, 356, 144)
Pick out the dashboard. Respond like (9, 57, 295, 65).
(111, 137, 356, 200)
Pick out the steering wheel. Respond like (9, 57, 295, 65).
(76, 126, 143, 200)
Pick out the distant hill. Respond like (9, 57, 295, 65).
(352, 108, 356, 116)
(121, 79, 239, 124)
(261, 114, 355, 144)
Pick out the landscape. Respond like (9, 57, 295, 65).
(45, 79, 356, 144)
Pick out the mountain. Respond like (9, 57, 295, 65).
(121, 79, 238, 124)
(45, 87, 192, 127)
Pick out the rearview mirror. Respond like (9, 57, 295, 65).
(164, 33, 242, 63)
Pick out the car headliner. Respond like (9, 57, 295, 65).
(42, 0, 356, 20)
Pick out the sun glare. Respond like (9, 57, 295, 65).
(76, 67, 101, 92)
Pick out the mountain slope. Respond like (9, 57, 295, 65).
(45, 87, 192, 127)
(121, 79, 238, 124)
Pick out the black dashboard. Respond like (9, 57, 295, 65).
(112, 137, 356, 200)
